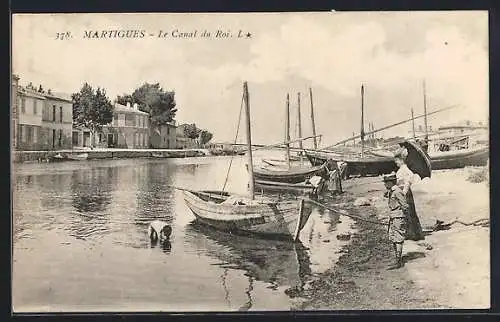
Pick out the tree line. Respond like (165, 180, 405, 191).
(71, 82, 213, 146)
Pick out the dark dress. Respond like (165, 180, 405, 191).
(405, 188, 424, 241)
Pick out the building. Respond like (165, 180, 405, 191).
(11, 74, 19, 149)
(435, 120, 488, 150)
(74, 102, 150, 149)
(176, 124, 198, 149)
(42, 91, 73, 150)
(149, 121, 177, 149)
(16, 86, 46, 151)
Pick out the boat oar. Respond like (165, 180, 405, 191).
(306, 198, 388, 226)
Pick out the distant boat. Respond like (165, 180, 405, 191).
(66, 153, 88, 161)
(49, 152, 88, 162)
(305, 140, 431, 179)
(181, 82, 313, 242)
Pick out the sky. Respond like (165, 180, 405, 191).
(12, 11, 488, 146)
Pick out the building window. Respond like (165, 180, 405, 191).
(118, 114, 125, 126)
(33, 100, 37, 115)
(142, 133, 146, 146)
(60, 106, 63, 122)
(52, 105, 56, 121)
(113, 114, 118, 126)
(21, 98, 26, 113)
(58, 129, 63, 147)
(26, 126, 32, 144)
(33, 127, 37, 144)
(20, 125, 26, 143)
(125, 114, 136, 127)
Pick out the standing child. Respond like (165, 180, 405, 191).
(383, 173, 409, 270)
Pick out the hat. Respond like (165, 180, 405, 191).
(383, 173, 397, 182)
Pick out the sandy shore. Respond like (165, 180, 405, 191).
(293, 166, 490, 310)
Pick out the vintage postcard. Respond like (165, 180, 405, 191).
(11, 11, 489, 312)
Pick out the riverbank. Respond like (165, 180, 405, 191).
(12, 148, 218, 163)
(292, 166, 490, 310)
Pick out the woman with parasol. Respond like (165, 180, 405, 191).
(394, 147, 425, 241)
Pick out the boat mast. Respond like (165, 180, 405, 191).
(243, 82, 255, 200)
(423, 80, 429, 144)
(360, 84, 365, 158)
(309, 87, 318, 150)
(285, 93, 291, 169)
(411, 108, 416, 140)
(297, 92, 303, 164)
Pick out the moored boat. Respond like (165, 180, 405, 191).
(429, 146, 489, 170)
(183, 190, 312, 240)
(253, 163, 328, 184)
(254, 179, 316, 194)
(305, 140, 431, 179)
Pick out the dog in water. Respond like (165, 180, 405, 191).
(148, 220, 172, 242)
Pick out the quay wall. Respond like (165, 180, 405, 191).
(12, 148, 215, 163)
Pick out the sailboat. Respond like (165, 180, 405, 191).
(182, 82, 313, 241)
(253, 91, 328, 186)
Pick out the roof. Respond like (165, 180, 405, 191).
(44, 92, 73, 102)
(17, 87, 46, 99)
(113, 103, 149, 115)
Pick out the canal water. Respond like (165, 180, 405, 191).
(12, 153, 355, 312)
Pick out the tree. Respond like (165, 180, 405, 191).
(116, 82, 177, 127)
(72, 83, 114, 148)
(199, 130, 213, 146)
(183, 123, 201, 139)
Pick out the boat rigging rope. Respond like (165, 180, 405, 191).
(306, 198, 388, 226)
(221, 92, 245, 193)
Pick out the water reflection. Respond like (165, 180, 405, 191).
(135, 163, 175, 226)
(184, 222, 312, 298)
(150, 238, 172, 254)
(68, 167, 118, 240)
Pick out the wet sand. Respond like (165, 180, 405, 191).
(292, 166, 490, 310)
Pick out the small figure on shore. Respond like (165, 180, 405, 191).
(306, 175, 326, 200)
(326, 159, 343, 195)
(383, 173, 409, 270)
(394, 148, 424, 241)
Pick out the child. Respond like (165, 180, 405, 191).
(383, 173, 410, 270)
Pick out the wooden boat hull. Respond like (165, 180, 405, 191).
(430, 146, 489, 170)
(254, 179, 315, 194)
(182, 190, 312, 241)
(306, 141, 431, 179)
(253, 163, 327, 184)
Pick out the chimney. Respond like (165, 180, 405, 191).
(133, 103, 138, 110)
(126, 102, 131, 108)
